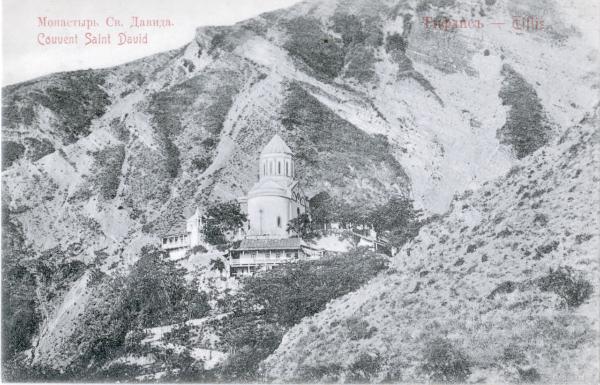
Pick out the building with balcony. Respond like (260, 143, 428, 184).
(161, 207, 204, 259)
(229, 237, 323, 277)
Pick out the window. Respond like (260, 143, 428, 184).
(286, 162, 289, 176)
(277, 216, 281, 227)
(278, 161, 281, 174)
(263, 163, 266, 175)
(297, 207, 300, 216)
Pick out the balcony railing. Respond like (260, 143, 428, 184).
(230, 252, 323, 267)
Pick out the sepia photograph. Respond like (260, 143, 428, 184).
(1, 0, 599, 383)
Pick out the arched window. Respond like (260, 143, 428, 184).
(277, 216, 281, 227)
(278, 162, 281, 175)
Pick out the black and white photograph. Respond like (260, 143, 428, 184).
(1, 0, 599, 382)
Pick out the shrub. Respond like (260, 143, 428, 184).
(90, 145, 126, 200)
(1, 255, 41, 360)
(347, 353, 381, 383)
(191, 156, 212, 172)
(502, 344, 526, 363)
(70, 246, 211, 368)
(295, 363, 343, 383)
(32, 70, 111, 143)
(420, 338, 471, 383)
(188, 244, 208, 254)
(385, 33, 407, 53)
(1, 141, 25, 169)
(518, 367, 541, 382)
(163, 136, 180, 178)
(346, 317, 377, 340)
(280, 83, 408, 203)
(214, 251, 388, 381)
(23, 137, 55, 161)
(242, 251, 388, 327)
(533, 213, 548, 226)
(343, 45, 377, 82)
(537, 267, 593, 307)
(497, 64, 552, 159)
(488, 281, 517, 299)
(283, 17, 345, 79)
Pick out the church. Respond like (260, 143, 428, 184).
(229, 134, 323, 276)
(160, 134, 323, 274)
(238, 134, 308, 237)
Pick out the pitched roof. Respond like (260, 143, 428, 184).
(261, 134, 292, 156)
(162, 220, 187, 237)
(235, 237, 303, 251)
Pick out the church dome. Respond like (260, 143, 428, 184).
(261, 134, 292, 156)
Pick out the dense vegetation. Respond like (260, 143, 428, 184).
(1, 141, 25, 170)
(309, 191, 423, 249)
(282, 13, 383, 81)
(497, 64, 552, 159)
(281, 82, 408, 205)
(90, 144, 126, 200)
(202, 200, 247, 246)
(211, 250, 389, 381)
(283, 17, 345, 79)
(3, 246, 210, 382)
(2, 71, 111, 144)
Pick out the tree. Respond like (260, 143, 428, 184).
(309, 192, 335, 227)
(369, 196, 422, 248)
(286, 213, 316, 240)
(210, 258, 226, 277)
(215, 250, 389, 381)
(203, 201, 247, 246)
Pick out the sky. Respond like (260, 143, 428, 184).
(1, 0, 301, 85)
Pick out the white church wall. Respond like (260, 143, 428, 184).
(247, 195, 291, 237)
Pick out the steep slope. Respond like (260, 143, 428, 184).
(263, 107, 600, 383)
(2, 0, 599, 369)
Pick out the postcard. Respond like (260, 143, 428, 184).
(2, 0, 599, 383)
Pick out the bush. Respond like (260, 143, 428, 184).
(347, 353, 381, 383)
(191, 156, 212, 172)
(1, 141, 25, 170)
(242, 251, 388, 327)
(32, 70, 111, 143)
(346, 317, 377, 340)
(283, 17, 345, 79)
(70, 246, 211, 369)
(420, 338, 471, 383)
(537, 267, 593, 307)
(343, 45, 376, 82)
(188, 244, 208, 254)
(90, 144, 126, 200)
(497, 64, 552, 159)
(214, 250, 388, 381)
(488, 281, 517, 299)
(385, 33, 407, 53)
(1, 256, 41, 360)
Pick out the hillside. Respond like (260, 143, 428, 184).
(2, 0, 599, 374)
(263, 107, 600, 383)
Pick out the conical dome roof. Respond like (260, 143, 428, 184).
(261, 134, 292, 155)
